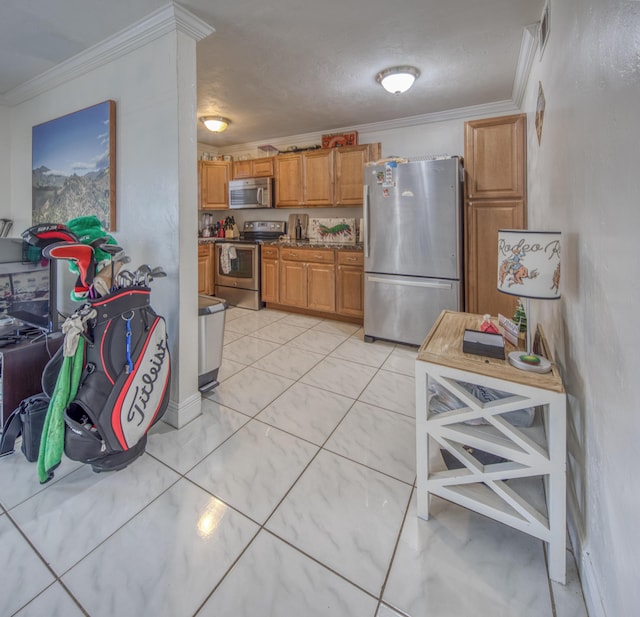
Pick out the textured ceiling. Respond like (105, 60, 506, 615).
(0, 0, 543, 147)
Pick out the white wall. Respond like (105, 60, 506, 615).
(8, 27, 201, 425)
(0, 105, 10, 223)
(521, 1, 640, 615)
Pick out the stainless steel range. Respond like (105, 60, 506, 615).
(214, 220, 286, 310)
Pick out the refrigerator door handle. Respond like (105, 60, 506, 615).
(366, 276, 453, 290)
(363, 185, 370, 258)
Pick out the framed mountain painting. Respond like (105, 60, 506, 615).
(32, 100, 116, 230)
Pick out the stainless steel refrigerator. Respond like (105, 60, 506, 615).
(363, 157, 463, 346)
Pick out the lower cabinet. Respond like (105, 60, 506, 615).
(198, 244, 214, 295)
(279, 247, 335, 311)
(262, 246, 362, 322)
(336, 250, 364, 318)
(307, 262, 335, 312)
(261, 245, 280, 303)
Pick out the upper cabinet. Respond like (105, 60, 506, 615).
(275, 153, 304, 207)
(464, 114, 527, 317)
(232, 157, 274, 179)
(334, 144, 381, 206)
(199, 143, 381, 210)
(465, 115, 525, 200)
(303, 149, 334, 206)
(274, 143, 381, 208)
(199, 160, 231, 210)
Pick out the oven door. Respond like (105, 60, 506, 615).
(214, 243, 259, 291)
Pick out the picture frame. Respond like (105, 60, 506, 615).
(32, 100, 116, 231)
(536, 81, 546, 145)
(321, 131, 358, 149)
(539, 0, 550, 59)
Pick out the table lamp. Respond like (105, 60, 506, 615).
(497, 229, 561, 373)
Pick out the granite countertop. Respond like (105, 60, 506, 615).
(198, 237, 363, 251)
(263, 239, 363, 251)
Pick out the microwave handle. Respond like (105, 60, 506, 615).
(257, 187, 263, 205)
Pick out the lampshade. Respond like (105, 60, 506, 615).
(497, 230, 561, 299)
(201, 116, 231, 132)
(375, 66, 420, 95)
(497, 229, 561, 373)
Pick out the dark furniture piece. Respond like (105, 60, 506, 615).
(1, 333, 63, 426)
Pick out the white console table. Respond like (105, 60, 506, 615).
(415, 310, 567, 584)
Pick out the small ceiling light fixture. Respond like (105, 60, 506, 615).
(375, 66, 420, 95)
(201, 116, 231, 132)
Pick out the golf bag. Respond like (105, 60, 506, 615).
(64, 286, 171, 472)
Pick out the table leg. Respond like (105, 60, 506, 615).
(546, 395, 567, 584)
(415, 361, 430, 520)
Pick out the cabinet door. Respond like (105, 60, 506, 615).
(198, 245, 213, 294)
(334, 146, 368, 206)
(304, 149, 334, 206)
(336, 252, 364, 317)
(253, 158, 274, 177)
(465, 200, 524, 316)
(261, 259, 279, 303)
(275, 154, 303, 207)
(465, 115, 526, 200)
(307, 263, 335, 312)
(279, 260, 307, 307)
(233, 160, 252, 179)
(200, 161, 231, 209)
(336, 266, 363, 317)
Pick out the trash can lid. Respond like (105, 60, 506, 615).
(198, 295, 228, 315)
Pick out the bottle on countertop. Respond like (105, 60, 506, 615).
(295, 218, 302, 240)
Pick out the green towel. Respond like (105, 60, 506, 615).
(37, 338, 85, 484)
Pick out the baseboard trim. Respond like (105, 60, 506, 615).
(162, 391, 202, 429)
(568, 497, 606, 617)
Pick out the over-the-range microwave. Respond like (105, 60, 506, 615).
(228, 177, 273, 209)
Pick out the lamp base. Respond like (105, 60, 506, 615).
(507, 351, 552, 373)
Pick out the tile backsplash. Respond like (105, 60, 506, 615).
(308, 218, 356, 244)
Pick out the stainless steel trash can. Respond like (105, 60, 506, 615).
(198, 295, 227, 392)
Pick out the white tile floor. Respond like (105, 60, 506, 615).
(0, 307, 589, 617)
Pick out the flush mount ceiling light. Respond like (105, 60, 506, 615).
(375, 66, 420, 95)
(201, 116, 231, 132)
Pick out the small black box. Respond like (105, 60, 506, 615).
(462, 329, 505, 360)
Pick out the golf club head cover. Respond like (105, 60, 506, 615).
(43, 242, 95, 287)
(22, 223, 79, 248)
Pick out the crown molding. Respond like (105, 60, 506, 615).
(216, 99, 520, 155)
(512, 24, 539, 108)
(2, 2, 214, 106)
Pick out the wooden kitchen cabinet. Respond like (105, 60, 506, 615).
(334, 144, 381, 206)
(279, 247, 335, 310)
(274, 143, 381, 207)
(464, 114, 526, 316)
(307, 262, 335, 312)
(280, 260, 307, 307)
(233, 157, 274, 179)
(275, 150, 333, 207)
(336, 250, 364, 318)
(303, 149, 334, 206)
(199, 160, 231, 209)
(261, 245, 279, 303)
(465, 115, 525, 200)
(198, 243, 214, 295)
(275, 154, 304, 207)
(466, 200, 525, 318)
